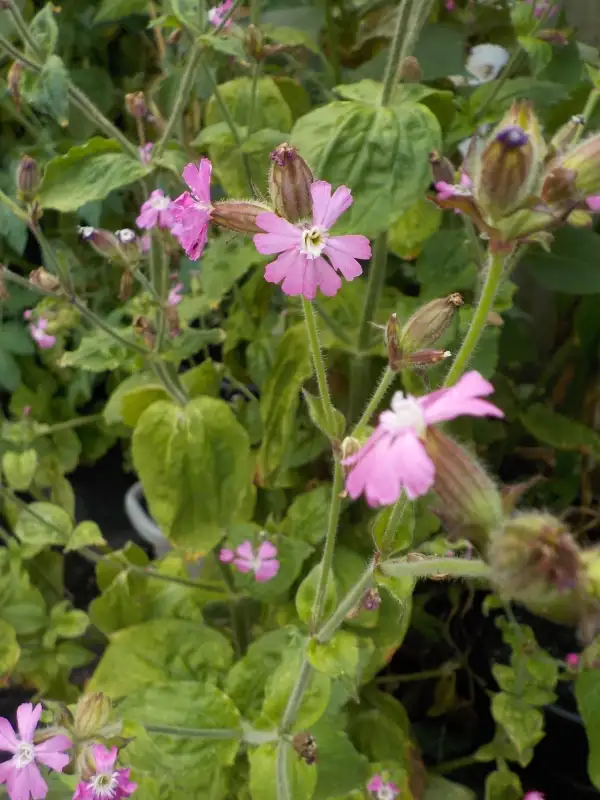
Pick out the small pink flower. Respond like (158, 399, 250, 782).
(136, 190, 174, 230)
(0, 702, 71, 800)
(23, 310, 32, 321)
(586, 195, 600, 212)
(344, 371, 503, 506)
(367, 775, 401, 800)
(523, 793, 545, 800)
(566, 653, 580, 669)
(73, 745, 136, 800)
(445, 0, 456, 9)
(435, 172, 472, 201)
(170, 160, 213, 261)
(23, 406, 31, 417)
(253, 181, 371, 300)
(219, 540, 279, 582)
(167, 282, 184, 307)
(526, 0, 557, 18)
(139, 143, 153, 165)
(208, 0, 233, 27)
(29, 317, 55, 350)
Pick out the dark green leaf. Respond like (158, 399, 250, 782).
(525, 229, 600, 295)
(95, 0, 149, 22)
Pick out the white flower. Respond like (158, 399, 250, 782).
(466, 43, 510, 85)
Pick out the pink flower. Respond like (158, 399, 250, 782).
(526, 0, 557, 18)
(23, 406, 31, 417)
(253, 181, 371, 300)
(138, 143, 153, 165)
(23, 310, 32, 321)
(367, 775, 400, 800)
(344, 371, 503, 506)
(208, 0, 233, 27)
(219, 540, 280, 582)
(566, 653, 580, 669)
(435, 172, 472, 201)
(523, 793, 545, 800)
(170, 160, 213, 261)
(73, 745, 136, 800)
(136, 190, 174, 230)
(138, 234, 151, 253)
(0, 702, 71, 800)
(29, 317, 55, 350)
(167, 282, 184, 307)
(586, 195, 600, 212)
(445, 0, 456, 9)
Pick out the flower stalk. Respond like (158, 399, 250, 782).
(154, 42, 204, 159)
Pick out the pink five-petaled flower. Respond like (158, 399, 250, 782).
(170, 160, 213, 261)
(566, 653, 580, 669)
(344, 371, 503, 506)
(0, 702, 71, 800)
(136, 190, 174, 230)
(586, 195, 600, 212)
(435, 171, 472, 201)
(28, 317, 55, 350)
(253, 181, 371, 300)
(73, 745, 136, 800)
(167, 282, 184, 307)
(367, 775, 401, 800)
(208, 0, 233, 27)
(219, 540, 280, 582)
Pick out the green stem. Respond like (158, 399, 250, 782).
(302, 298, 336, 437)
(149, 232, 169, 350)
(315, 560, 375, 643)
(351, 366, 395, 439)
(310, 461, 344, 633)
(154, 42, 203, 158)
(151, 362, 187, 406)
(40, 414, 104, 434)
(321, 0, 341, 84)
(443, 249, 506, 387)
(0, 188, 28, 222)
(218, 561, 249, 658)
(380, 557, 491, 581)
(376, 664, 459, 684)
(280, 657, 312, 733)
(380, 0, 411, 105)
(276, 740, 292, 800)
(572, 88, 600, 146)
(431, 754, 480, 775)
(6, 1, 43, 59)
(379, 494, 410, 556)
(143, 725, 241, 739)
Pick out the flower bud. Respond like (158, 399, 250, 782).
(246, 24, 264, 61)
(125, 91, 147, 119)
(399, 349, 451, 368)
(494, 207, 554, 244)
(119, 270, 133, 301)
(425, 429, 503, 551)
(385, 313, 400, 371)
(292, 732, 317, 765)
(29, 268, 61, 293)
(17, 155, 40, 201)
(488, 512, 583, 625)
(8, 61, 22, 108)
(73, 693, 112, 740)
(549, 114, 585, 157)
(429, 151, 455, 186)
(476, 126, 538, 218)
(212, 200, 270, 233)
(556, 131, 600, 196)
(165, 305, 181, 337)
(340, 436, 361, 461)
(398, 56, 421, 83)
(400, 294, 463, 352)
(133, 315, 155, 349)
(269, 143, 314, 222)
(79, 227, 120, 259)
(540, 166, 578, 205)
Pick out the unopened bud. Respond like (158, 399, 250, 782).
(557, 131, 600, 196)
(133, 316, 155, 349)
(212, 200, 270, 233)
(400, 349, 451, 368)
(125, 91, 147, 119)
(79, 227, 120, 259)
(17, 155, 39, 201)
(269, 144, 313, 222)
(29, 268, 61, 293)
(115, 229, 140, 262)
(400, 294, 463, 353)
(549, 114, 586, 156)
(398, 56, 421, 83)
(292, 732, 317, 765)
(165, 305, 181, 337)
(540, 166, 578, 205)
(536, 29, 569, 46)
(8, 62, 22, 108)
(119, 271, 133, 301)
(386, 313, 401, 371)
(246, 24, 264, 61)
(425, 429, 502, 551)
(476, 126, 536, 217)
(73, 693, 112, 740)
(362, 587, 382, 611)
(429, 151, 455, 185)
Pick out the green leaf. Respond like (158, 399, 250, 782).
(576, 669, 600, 789)
(490, 693, 544, 765)
(372, 500, 414, 554)
(250, 742, 316, 800)
(0, 203, 28, 255)
(43, 601, 88, 648)
(470, 79, 568, 120)
(14, 502, 73, 559)
(520, 403, 600, 460)
(291, 100, 441, 239)
(518, 36, 552, 76)
(193, 237, 265, 310)
(2, 450, 38, 491)
(414, 22, 466, 80)
(88, 618, 233, 697)
(0, 324, 34, 355)
(0, 619, 20, 675)
(348, 689, 412, 765)
(181, 360, 222, 398)
(206, 77, 292, 196)
(257, 325, 313, 482)
(262, 23, 320, 54)
(296, 564, 337, 625)
(417, 229, 477, 300)
(95, 0, 149, 22)
(284, 485, 331, 545)
(261, 648, 331, 731)
(525, 229, 600, 294)
(332, 546, 379, 630)
(132, 397, 252, 553)
(0, 350, 21, 392)
(0, 551, 47, 636)
(310, 718, 369, 800)
(120, 683, 241, 794)
(28, 55, 69, 126)
(302, 390, 345, 440)
(425, 775, 475, 800)
(28, 3, 59, 57)
(389, 197, 442, 259)
(198, 33, 246, 60)
(38, 138, 151, 212)
(307, 631, 360, 680)
(65, 521, 107, 552)
(484, 768, 522, 800)
(59, 328, 138, 372)
(104, 373, 167, 427)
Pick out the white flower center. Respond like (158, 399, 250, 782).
(151, 195, 171, 211)
(384, 392, 426, 436)
(78, 225, 95, 240)
(377, 786, 396, 800)
(300, 226, 327, 259)
(116, 229, 136, 244)
(90, 771, 119, 798)
(16, 743, 35, 768)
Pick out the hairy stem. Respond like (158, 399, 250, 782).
(351, 365, 395, 439)
(310, 461, 344, 632)
(154, 42, 203, 158)
(302, 298, 336, 437)
(380, 556, 491, 581)
(315, 559, 375, 643)
(143, 725, 241, 739)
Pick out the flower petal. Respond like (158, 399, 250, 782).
(587, 195, 600, 211)
(182, 159, 212, 203)
(311, 182, 353, 229)
(91, 744, 117, 774)
(257, 541, 277, 560)
(313, 256, 342, 297)
(255, 559, 280, 582)
(34, 740, 71, 772)
(264, 250, 300, 287)
(235, 541, 255, 562)
(420, 371, 503, 426)
(367, 776, 383, 792)
(0, 719, 18, 753)
(387, 433, 435, 500)
(325, 234, 371, 261)
(254, 226, 300, 255)
(323, 242, 364, 281)
(219, 548, 234, 563)
(233, 558, 253, 574)
(8, 761, 47, 800)
(255, 212, 300, 238)
(17, 703, 41, 743)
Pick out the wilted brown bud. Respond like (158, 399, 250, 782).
(73, 693, 112, 740)
(8, 62, 22, 108)
(386, 313, 401, 371)
(292, 732, 317, 765)
(165, 305, 181, 337)
(17, 155, 39, 201)
(119, 271, 133, 301)
(125, 91, 147, 119)
(340, 436, 361, 462)
(429, 151, 455, 185)
(540, 166, 578, 205)
(425, 429, 502, 552)
(29, 268, 61, 293)
(536, 29, 569, 46)
(133, 316, 156, 349)
(167, 28, 183, 45)
(400, 349, 451, 369)
(398, 55, 421, 83)
(212, 200, 270, 233)
(269, 144, 314, 222)
(362, 587, 382, 611)
(400, 294, 463, 353)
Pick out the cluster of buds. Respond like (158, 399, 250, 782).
(430, 101, 600, 249)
